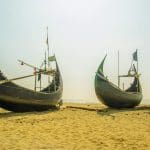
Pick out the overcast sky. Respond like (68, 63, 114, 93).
(0, 0, 150, 103)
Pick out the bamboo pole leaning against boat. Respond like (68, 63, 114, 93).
(0, 68, 56, 85)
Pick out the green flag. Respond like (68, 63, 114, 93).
(48, 55, 56, 61)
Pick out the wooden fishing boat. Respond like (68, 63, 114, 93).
(0, 28, 63, 112)
(95, 51, 142, 108)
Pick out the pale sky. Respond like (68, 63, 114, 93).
(0, 0, 150, 103)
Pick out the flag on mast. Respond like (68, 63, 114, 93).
(133, 50, 138, 61)
(46, 26, 50, 64)
(48, 55, 56, 61)
(46, 27, 49, 46)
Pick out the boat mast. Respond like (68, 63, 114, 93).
(136, 49, 139, 92)
(46, 27, 51, 91)
(47, 27, 50, 69)
(118, 50, 120, 87)
(46, 27, 57, 92)
(136, 49, 138, 75)
(34, 68, 37, 91)
(44, 51, 47, 71)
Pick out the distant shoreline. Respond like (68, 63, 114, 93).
(63, 99, 150, 105)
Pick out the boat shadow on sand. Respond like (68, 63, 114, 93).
(0, 108, 59, 119)
(0, 105, 149, 119)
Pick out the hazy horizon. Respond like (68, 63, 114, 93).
(0, 0, 150, 104)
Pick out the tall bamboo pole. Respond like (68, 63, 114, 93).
(118, 51, 120, 88)
(46, 27, 51, 92)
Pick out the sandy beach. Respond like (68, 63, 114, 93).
(0, 103, 150, 150)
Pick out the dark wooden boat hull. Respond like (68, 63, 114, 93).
(0, 71, 63, 112)
(95, 75, 142, 108)
(95, 56, 142, 108)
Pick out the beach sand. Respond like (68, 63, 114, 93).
(0, 103, 149, 150)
